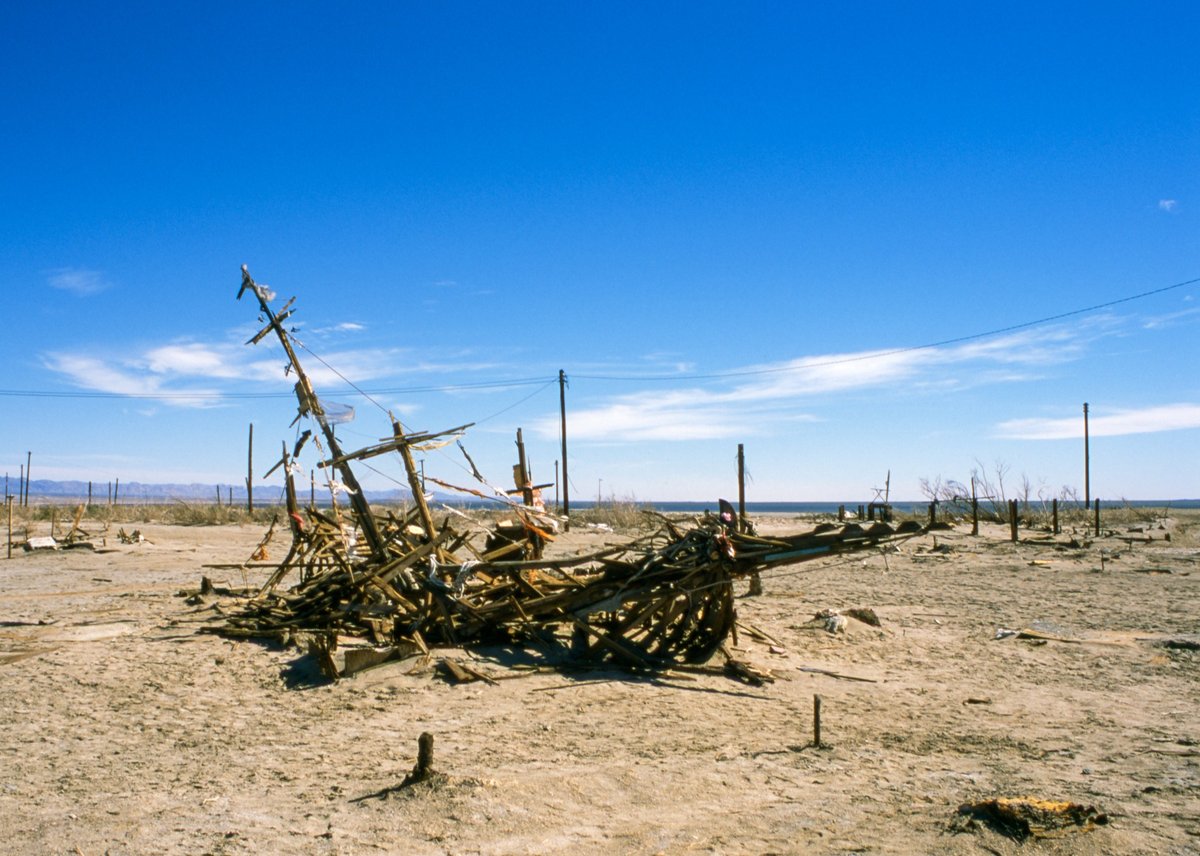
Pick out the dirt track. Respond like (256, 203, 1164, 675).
(1, 515, 1197, 855)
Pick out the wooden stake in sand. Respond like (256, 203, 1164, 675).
(813, 694, 823, 748)
(402, 732, 436, 786)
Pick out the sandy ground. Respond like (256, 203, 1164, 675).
(0, 512, 1198, 855)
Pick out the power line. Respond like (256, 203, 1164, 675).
(573, 274, 1200, 382)
(3, 273, 1196, 400)
(0, 376, 555, 400)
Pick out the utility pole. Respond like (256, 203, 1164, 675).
(559, 369, 570, 530)
(515, 428, 533, 506)
(1083, 402, 1091, 509)
(24, 452, 31, 507)
(736, 443, 747, 532)
(247, 423, 254, 513)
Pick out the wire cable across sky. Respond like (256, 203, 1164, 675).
(1, 273, 1195, 400)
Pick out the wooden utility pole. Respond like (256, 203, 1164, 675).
(240, 265, 385, 559)
(247, 423, 254, 513)
(515, 428, 533, 506)
(392, 418, 436, 540)
(736, 444, 747, 533)
(970, 476, 979, 536)
(6, 495, 12, 559)
(1083, 402, 1091, 509)
(559, 370, 570, 530)
(114, 478, 120, 505)
(24, 452, 31, 507)
(87, 481, 93, 508)
(18, 466, 23, 509)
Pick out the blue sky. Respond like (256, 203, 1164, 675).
(1, 2, 1197, 502)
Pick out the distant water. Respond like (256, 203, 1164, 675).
(444, 497, 1200, 511)
(569, 499, 1200, 515)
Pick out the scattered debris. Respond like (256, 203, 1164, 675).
(723, 658, 776, 686)
(1147, 637, 1200, 652)
(23, 536, 58, 552)
(206, 267, 927, 676)
(952, 797, 1108, 840)
(844, 607, 882, 627)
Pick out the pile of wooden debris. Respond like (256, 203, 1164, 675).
(207, 267, 922, 674)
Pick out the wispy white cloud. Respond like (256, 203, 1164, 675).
(43, 353, 222, 408)
(537, 324, 1100, 443)
(46, 267, 109, 296)
(996, 403, 1200, 440)
(309, 321, 366, 335)
(42, 336, 505, 407)
(1158, 199, 1178, 212)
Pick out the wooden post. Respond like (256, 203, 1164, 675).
(838, 504, 845, 521)
(24, 451, 31, 507)
(515, 428, 533, 506)
(928, 501, 936, 526)
(1094, 497, 1100, 536)
(1083, 402, 1090, 510)
(108, 481, 112, 506)
(402, 732, 436, 786)
(1052, 498, 1059, 534)
(1009, 499, 1019, 542)
(216, 485, 222, 507)
(6, 495, 12, 559)
(970, 477, 979, 536)
(246, 423, 254, 513)
(559, 369, 570, 531)
(87, 481, 93, 508)
(18, 465, 23, 509)
(813, 694, 822, 748)
(736, 443, 747, 533)
(393, 419, 436, 540)
(114, 478, 119, 505)
(310, 470, 315, 507)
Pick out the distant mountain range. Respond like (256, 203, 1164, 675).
(11, 479, 416, 504)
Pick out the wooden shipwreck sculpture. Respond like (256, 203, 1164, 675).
(215, 266, 923, 671)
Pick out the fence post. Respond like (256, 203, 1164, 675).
(1009, 499, 1019, 542)
(1052, 498, 1059, 534)
(1094, 498, 1100, 536)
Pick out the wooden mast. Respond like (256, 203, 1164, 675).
(239, 265, 386, 560)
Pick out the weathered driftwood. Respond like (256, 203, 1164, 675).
(210, 267, 924, 672)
